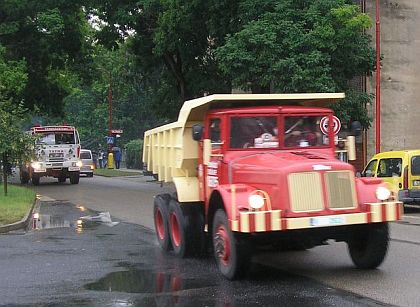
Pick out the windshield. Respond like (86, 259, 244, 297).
(284, 116, 326, 148)
(230, 116, 277, 148)
(229, 115, 328, 149)
(80, 151, 92, 159)
(36, 132, 76, 145)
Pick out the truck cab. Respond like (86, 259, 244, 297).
(199, 106, 357, 220)
(20, 125, 82, 185)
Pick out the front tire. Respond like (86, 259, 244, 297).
(347, 222, 389, 269)
(32, 175, 40, 186)
(212, 209, 251, 280)
(20, 171, 30, 184)
(70, 172, 80, 184)
(154, 194, 172, 252)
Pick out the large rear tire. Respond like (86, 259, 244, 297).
(347, 222, 389, 269)
(212, 209, 251, 280)
(153, 194, 172, 252)
(168, 199, 205, 258)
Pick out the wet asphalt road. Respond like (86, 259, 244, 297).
(0, 200, 383, 307)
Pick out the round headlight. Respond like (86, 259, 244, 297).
(249, 194, 265, 209)
(31, 162, 41, 170)
(376, 186, 391, 201)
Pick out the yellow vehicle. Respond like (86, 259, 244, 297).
(362, 150, 420, 206)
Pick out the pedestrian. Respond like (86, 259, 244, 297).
(98, 150, 104, 169)
(113, 147, 122, 169)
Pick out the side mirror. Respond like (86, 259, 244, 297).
(192, 124, 204, 141)
(350, 121, 362, 137)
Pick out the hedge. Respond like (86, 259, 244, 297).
(125, 139, 143, 169)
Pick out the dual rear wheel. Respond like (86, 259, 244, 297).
(153, 195, 250, 280)
(153, 194, 205, 257)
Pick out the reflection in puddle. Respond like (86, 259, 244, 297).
(33, 214, 73, 229)
(32, 209, 118, 232)
(85, 269, 213, 294)
(32, 213, 100, 232)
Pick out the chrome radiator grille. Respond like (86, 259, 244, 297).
(288, 171, 356, 212)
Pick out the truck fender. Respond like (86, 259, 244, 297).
(208, 184, 257, 226)
(355, 177, 390, 205)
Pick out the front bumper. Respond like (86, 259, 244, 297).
(230, 201, 403, 233)
(398, 190, 420, 204)
(32, 161, 80, 173)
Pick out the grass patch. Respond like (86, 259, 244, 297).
(94, 169, 141, 177)
(0, 184, 36, 225)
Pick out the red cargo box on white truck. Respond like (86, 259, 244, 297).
(20, 125, 82, 185)
(143, 93, 403, 280)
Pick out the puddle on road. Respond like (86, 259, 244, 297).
(84, 269, 214, 294)
(32, 205, 118, 232)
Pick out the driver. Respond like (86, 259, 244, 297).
(284, 117, 317, 147)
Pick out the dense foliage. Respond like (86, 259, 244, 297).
(125, 139, 143, 169)
(0, 0, 93, 116)
(1, 0, 377, 156)
(0, 46, 35, 194)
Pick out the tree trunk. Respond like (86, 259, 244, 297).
(163, 51, 188, 102)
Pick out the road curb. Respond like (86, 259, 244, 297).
(0, 197, 38, 234)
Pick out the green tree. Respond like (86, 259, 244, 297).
(62, 44, 167, 150)
(0, 0, 94, 116)
(0, 46, 34, 195)
(215, 0, 375, 126)
(89, 0, 231, 118)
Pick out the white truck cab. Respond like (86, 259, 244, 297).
(20, 125, 82, 185)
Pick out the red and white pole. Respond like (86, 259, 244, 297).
(375, 0, 381, 153)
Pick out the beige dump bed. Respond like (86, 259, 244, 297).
(142, 93, 344, 202)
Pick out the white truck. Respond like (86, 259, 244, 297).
(20, 125, 82, 185)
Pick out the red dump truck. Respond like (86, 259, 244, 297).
(143, 93, 402, 279)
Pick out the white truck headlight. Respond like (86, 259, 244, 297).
(249, 194, 265, 209)
(76, 160, 83, 167)
(31, 162, 42, 170)
(376, 186, 391, 201)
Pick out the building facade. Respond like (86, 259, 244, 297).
(365, 1, 420, 157)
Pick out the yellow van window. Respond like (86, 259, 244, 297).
(412, 156, 420, 175)
(364, 159, 377, 177)
(378, 158, 402, 177)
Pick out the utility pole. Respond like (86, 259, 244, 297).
(107, 73, 114, 169)
(375, 0, 381, 153)
(108, 73, 113, 153)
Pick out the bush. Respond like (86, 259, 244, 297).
(125, 139, 143, 169)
